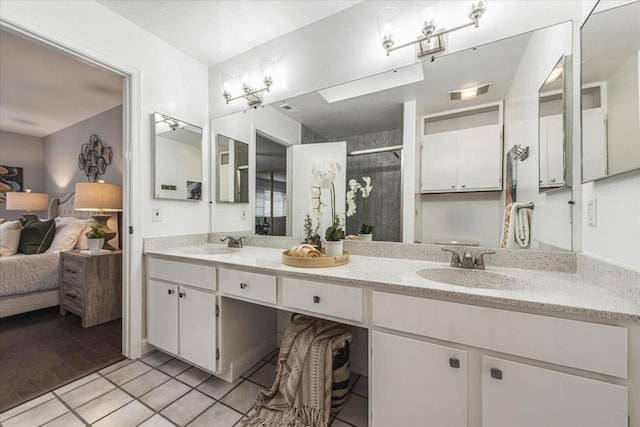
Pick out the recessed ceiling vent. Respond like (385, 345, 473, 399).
(279, 103, 300, 113)
(449, 82, 492, 101)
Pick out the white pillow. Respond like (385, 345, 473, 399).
(55, 217, 96, 249)
(47, 223, 85, 252)
(75, 224, 94, 250)
(0, 220, 23, 256)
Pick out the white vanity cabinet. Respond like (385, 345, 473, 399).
(371, 331, 468, 427)
(371, 291, 630, 427)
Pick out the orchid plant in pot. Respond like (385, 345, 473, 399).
(311, 162, 344, 257)
(347, 176, 374, 241)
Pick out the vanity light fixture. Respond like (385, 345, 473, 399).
(545, 63, 564, 84)
(378, 1, 487, 58)
(449, 82, 492, 100)
(219, 57, 275, 108)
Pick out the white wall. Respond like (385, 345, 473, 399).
(0, 130, 44, 220)
(503, 22, 573, 250)
(155, 137, 201, 200)
(43, 105, 123, 196)
(211, 107, 300, 233)
(0, 0, 209, 357)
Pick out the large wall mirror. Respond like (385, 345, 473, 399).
(581, 1, 640, 182)
(216, 134, 249, 203)
(538, 55, 572, 192)
(153, 113, 202, 200)
(211, 21, 573, 251)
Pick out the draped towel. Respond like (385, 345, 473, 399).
(501, 202, 533, 248)
(242, 315, 353, 427)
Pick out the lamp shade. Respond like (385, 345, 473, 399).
(74, 182, 122, 212)
(6, 191, 49, 211)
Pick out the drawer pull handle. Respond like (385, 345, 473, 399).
(167, 289, 174, 295)
(449, 358, 460, 369)
(179, 291, 186, 298)
(65, 293, 77, 299)
(240, 282, 248, 289)
(313, 296, 321, 304)
(490, 368, 503, 380)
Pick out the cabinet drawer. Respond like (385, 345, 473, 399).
(148, 257, 216, 291)
(219, 269, 276, 304)
(372, 292, 627, 378)
(282, 278, 363, 322)
(62, 258, 83, 284)
(61, 280, 83, 310)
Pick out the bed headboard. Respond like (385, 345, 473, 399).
(48, 192, 92, 219)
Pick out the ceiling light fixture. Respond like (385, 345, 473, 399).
(378, 1, 487, 58)
(449, 82, 493, 100)
(219, 57, 275, 108)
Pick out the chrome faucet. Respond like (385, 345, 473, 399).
(221, 236, 245, 248)
(441, 248, 495, 270)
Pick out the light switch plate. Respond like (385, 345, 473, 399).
(587, 199, 597, 226)
(241, 209, 247, 220)
(152, 207, 162, 222)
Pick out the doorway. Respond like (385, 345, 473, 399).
(255, 132, 287, 236)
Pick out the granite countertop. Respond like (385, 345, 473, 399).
(145, 244, 640, 321)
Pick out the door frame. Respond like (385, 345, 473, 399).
(0, 19, 142, 358)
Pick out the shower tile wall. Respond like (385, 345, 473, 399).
(302, 125, 402, 242)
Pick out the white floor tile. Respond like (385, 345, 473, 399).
(176, 366, 211, 387)
(241, 361, 266, 378)
(139, 378, 191, 411)
(99, 359, 133, 375)
(157, 358, 191, 376)
(54, 373, 100, 395)
(2, 398, 68, 427)
(197, 376, 242, 400)
(161, 389, 215, 426)
(248, 363, 276, 388)
(105, 360, 153, 385)
(220, 381, 262, 414)
(330, 419, 353, 427)
(336, 394, 368, 427)
(75, 388, 132, 424)
(138, 414, 175, 427)
(0, 392, 55, 422)
(188, 402, 244, 427)
(141, 351, 173, 367)
(121, 369, 171, 397)
(41, 411, 85, 427)
(93, 400, 154, 427)
(352, 375, 368, 398)
(59, 377, 115, 408)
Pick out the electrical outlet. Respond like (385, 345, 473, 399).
(241, 209, 247, 220)
(152, 207, 162, 222)
(587, 199, 597, 226)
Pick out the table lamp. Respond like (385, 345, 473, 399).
(74, 181, 123, 250)
(6, 189, 49, 221)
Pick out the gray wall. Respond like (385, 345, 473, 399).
(301, 125, 328, 144)
(43, 105, 123, 196)
(0, 131, 45, 220)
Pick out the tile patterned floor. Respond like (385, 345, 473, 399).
(0, 349, 368, 426)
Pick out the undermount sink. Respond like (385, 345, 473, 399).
(184, 246, 239, 255)
(416, 268, 528, 290)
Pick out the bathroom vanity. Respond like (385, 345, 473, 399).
(144, 240, 639, 427)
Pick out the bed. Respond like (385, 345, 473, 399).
(0, 191, 118, 318)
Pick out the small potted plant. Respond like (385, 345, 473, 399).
(347, 176, 374, 241)
(86, 224, 106, 252)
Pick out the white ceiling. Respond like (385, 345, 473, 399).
(270, 31, 531, 139)
(0, 30, 123, 138)
(97, 0, 361, 66)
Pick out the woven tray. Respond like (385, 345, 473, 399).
(281, 250, 350, 268)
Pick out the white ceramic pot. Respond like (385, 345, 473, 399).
(324, 240, 344, 257)
(358, 233, 373, 241)
(87, 238, 104, 252)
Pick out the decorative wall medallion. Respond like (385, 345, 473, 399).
(78, 134, 112, 182)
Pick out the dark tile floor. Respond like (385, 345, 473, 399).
(0, 307, 123, 412)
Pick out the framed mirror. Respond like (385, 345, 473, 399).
(153, 112, 203, 201)
(581, 1, 640, 182)
(538, 55, 572, 192)
(216, 134, 249, 203)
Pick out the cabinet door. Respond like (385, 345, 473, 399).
(458, 124, 502, 190)
(147, 279, 179, 355)
(483, 357, 628, 427)
(421, 132, 458, 192)
(582, 107, 608, 181)
(540, 114, 565, 187)
(371, 331, 467, 427)
(179, 286, 217, 372)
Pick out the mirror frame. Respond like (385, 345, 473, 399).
(152, 112, 203, 201)
(216, 133, 250, 204)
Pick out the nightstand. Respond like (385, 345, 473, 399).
(59, 250, 122, 328)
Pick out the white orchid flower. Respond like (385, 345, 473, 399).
(360, 176, 373, 198)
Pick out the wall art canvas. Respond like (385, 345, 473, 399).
(0, 165, 24, 203)
(505, 146, 518, 206)
(187, 181, 202, 200)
